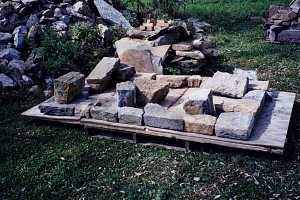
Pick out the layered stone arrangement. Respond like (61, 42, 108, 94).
(265, 0, 300, 43)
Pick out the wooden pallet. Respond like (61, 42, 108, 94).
(22, 91, 296, 155)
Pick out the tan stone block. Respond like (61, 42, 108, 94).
(156, 75, 189, 88)
(184, 114, 217, 135)
(187, 75, 202, 88)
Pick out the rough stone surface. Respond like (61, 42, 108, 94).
(52, 21, 68, 31)
(73, 1, 92, 17)
(115, 38, 153, 56)
(26, 14, 39, 29)
(243, 90, 266, 113)
(0, 32, 12, 44)
(114, 64, 136, 82)
(201, 71, 248, 98)
(98, 24, 113, 44)
(39, 101, 75, 116)
(144, 103, 184, 131)
(134, 79, 169, 107)
(116, 81, 136, 107)
(277, 29, 300, 43)
(156, 75, 188, 88)
(248, 80, 269, 91)
(176, 50, 205, 60)
(0, 59, 8, 73)
(134, 73, 156, 81)
(118, 107, 143, 125)
(90, 106, 118, 122)
(233, 68, 257, 81)
(213, 96, 261, 115)
(187, 75, 202, 87)
(54, 72, 85, 104)
(0, 73, 16, 89)
(0, 48, 21, 61)
(86, 57, 119, 91)
(215, 112, 255, 140)
(183, 89, 215, 115)
(93, 0, 132, 29)
(172, 43, 193, 51)
(13, 26, 28, 49)
(184, 114, 217, 135)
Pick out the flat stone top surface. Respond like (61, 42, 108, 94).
(86, 57, 119, 82)
(55, 72, 84, 84)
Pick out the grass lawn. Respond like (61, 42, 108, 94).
(1, 0, 300, 199)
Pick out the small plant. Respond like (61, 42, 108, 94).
(71, 22, 102, 47)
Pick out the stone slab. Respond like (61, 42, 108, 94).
(215, 112, 255, 140)
(184, 114, 217, 135)
(118, 107, 144, 126)
(39, 101, 75, 116)
(144, 103, 184, 131)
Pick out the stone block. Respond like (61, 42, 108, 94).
(39, 100, 75, 116)
(156, 75, 189, 88)
(114, 64, 136, 82)
(176, 50, 205, 60)
(233, 68, 257, 81)
(183, 89, 215, 115)
(144, 103, 184, 131)
(134, 79, 169, 107)
(116, 81, 136, 107)
(184, 114, 217, 135)
(215, 112, 255, 140)
(243, 90, 266, 113)
(277, 29, 300, 43)
(90, 106, 118, 122)
(201, 71, 248, 98)
(54, 72, 85, 104)
(118, 107, 144, 126)
(187, 75, 202, 87)
(248, 80, 269, 91)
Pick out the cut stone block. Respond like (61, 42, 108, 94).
(86, 57, 119, 89)
(187, 75, 202, 87)
(134, 79, 169, 107)
(90, 106, 118, 122)
(213, 96, 261, 115)
(118, 107, 144, 126)
(183, 89, 215, 115)
(176, 50, 205, 60)
(243, 90, 266, 113)
(277, 29, 300, 43)
(116, 81, 136, 107)
(215, 112, 255, 140)
(54, 72, 85, 104)
(184, 114, 217, 135)
(201, 71, 248, 98)
(156, 75, 189, 88)
(144, 103, 184, 131)
(160, 88, 188, 108)
(248, 80, 269, 91)
(93, 91, 116, 107)
(39, 101, 75, 116)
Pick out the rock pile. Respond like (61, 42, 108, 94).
(265, 0, 300, 43)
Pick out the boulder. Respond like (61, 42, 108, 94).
(93, 0, 132, 29)
(183, 89, 215, 115)
(201, 71, 248, 98)
(27, 24, 40, 42)
(184, 114, 217, 135)
(143, 103, 184, 131)
(0, 48, 21, 61)
(0, 73, 16, 90)
(73, 1, 93, 17)
(86, 57, 119, 92)
(176, 50, 205, 60)
(215, 112, 255, 140)
(0, 32, 12, 44)
(90, 106, 118, 122)
(156, 75, 189, 88)
(134, 79, 169, 107)
(118, 107, 144, 126)
(54, 72, 85, 104)
(116, 81, 136, 107)
(13, 26, 28, 49)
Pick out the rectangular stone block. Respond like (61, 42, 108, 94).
(184, 114, 217, 135)
(215, 112, 255, 140)
(156, 75, 189, 88)
(183, 89, 215, 115)
(116, 81, 136, 107)
(187, 75, 202, 87)
(118, 107, 144, 126)
(39, 101, 75, 116)
(243, 90, 266, 114)
(54, 71, 85, 104)
(144, 103, 184, 131)
(201, 71, 248, 98)
(248, 80, 269, 91)
(90, 106, 118, 122)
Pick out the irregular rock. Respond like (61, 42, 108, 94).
(118, 107, 143, 126)
(134, 73, 156, 81)
(54, 8, 63, 18)
(21, 0, 40, 5)
(39, 102, 75, 116)
(73, 1, 92, 17)
(98, 24, 113, 44)
(0, 48, 21, 61)
(0, 73, 16, 90)
(184, 114, 217, 135)
(148, 26, 188, 46)
(183, 89, 215, 115)
(187, 75, 202, 87)
(176, 50, 205, 60)
(114, 64, 136, 82)
(192, 39, 210, 50)
(28, 85, 41, 96)
(201, 71, 248, 98)
(90, 106, 118, 122)
(13, 26, 28, 49)
(22, 75, 34, 86)
(116, 81, 136, 107)
(0, 59, 8, 73)
(0, 14, 17, 32)
(144, 103, 184, 131)
(86, 57, 119, 91)
(115, 37, 153, 56)
(150, 45, 170, 74)
(8, 59, 26, 74)
(26, 14, 39, 29)
(0, 2, 15, 16)
(172, 43, 193, 51)
(0, 32, 12, 44)
(93, 0, 132, 29)
(54, 72, 85, 104)
(215, 112, 255, 140)
(27, 25, 40, 42)
(156, 75, 188, 88)
(134, 79, 169, 107)
(52, 21, 68, 31)
(290, 0, 300, 13)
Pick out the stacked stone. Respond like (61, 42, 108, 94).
(265, 0, 300, 43)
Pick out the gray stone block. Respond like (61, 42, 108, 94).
(215, 112, 255, 140)
(144, 103, 184, 131)
(118, 107, 144, 126)
(90, 106, 118, 122)
(39, 102, 75, 116)
(116, 81, 136, 107)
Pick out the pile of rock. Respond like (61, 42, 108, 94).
(265, 0, 300, 43)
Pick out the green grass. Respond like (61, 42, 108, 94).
(1, 0, 300, 199)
